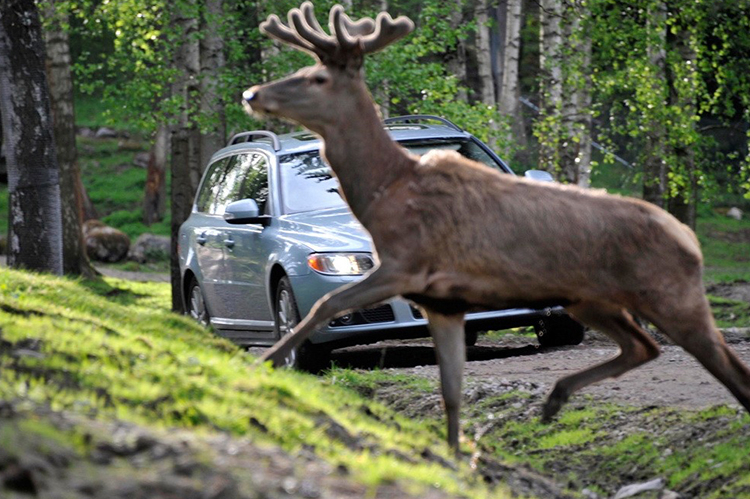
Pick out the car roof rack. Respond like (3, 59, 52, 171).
(227, 131, 282, 151)
(383, 115, 463, 133)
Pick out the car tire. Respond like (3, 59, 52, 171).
(186, 276, 210, 327)
(274, 276, 329, 371)
(465, 330, 479, 347)
(534, 315, 585, 347)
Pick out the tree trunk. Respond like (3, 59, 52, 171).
(199, 0, 227, 172)
(559, 7, 593, 187)
(642, 1, 667, 208)
(666, 18, 698, 230)
(170, 1, 202, 311)
(538, 0, 563, 174)
(474, 0, 495, 107)
(170, 130, 195, 311)
(497, 0, 525, 147)
(143, 124, 168, 225)
(44, 5, 96, 277)
(0, 0, 63, 274)
(446, 0, 468, 102)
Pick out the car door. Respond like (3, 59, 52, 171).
(190, 156, 232, 317)
(221, 152, 275, 326)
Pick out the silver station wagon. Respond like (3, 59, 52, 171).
(178, 116, 584, 367)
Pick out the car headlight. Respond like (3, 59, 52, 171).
(307, 253, 375, 276)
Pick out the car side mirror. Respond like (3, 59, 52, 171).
(524, 170, 555, 183)
(224, 199, 271, 226)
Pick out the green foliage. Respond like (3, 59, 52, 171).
(588, 0, 750, 203)
(0, 267, 515, 498)
(77, 135, 171, 238)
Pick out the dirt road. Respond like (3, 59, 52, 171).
(328, 328, 750, 411)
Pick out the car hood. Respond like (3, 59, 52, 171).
(277, 207, 374, 253)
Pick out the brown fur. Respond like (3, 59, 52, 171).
(249, 2, 750, 452)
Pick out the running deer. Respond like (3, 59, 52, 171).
(244, 2, 750, 451)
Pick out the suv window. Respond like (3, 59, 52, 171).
(195, 153, 270, 216)
(278, 137, 503, 214)
(195, 156, 231, 214)
(279, 151, 345, 214)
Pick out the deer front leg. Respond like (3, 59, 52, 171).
(424, 310, 466, 453)
(259, 266, 409, 368)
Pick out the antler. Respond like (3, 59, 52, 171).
(260, 2, 414, 65)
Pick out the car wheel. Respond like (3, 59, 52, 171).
(274, 276, 330, 371)
(465, 330, 479, 347)
(534, 315, 585, 347)
(186, 277, 210, 327)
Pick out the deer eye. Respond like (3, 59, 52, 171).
(312, 74, 328, 85)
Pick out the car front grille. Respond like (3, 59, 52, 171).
(329, 304, 395, 327)
(411, 306, 423, 319)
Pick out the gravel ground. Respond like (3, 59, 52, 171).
(387, 329, 750, 411)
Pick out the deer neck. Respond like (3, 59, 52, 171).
(318, 89, 414, 221)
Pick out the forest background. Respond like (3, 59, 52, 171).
(1, 0, 750, 293)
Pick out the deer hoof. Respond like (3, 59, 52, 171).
(259, 349, 288, 368)
(541, 390, 568, 423)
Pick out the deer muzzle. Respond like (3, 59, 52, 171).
(242, 85, 279, 116)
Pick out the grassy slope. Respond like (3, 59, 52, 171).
(0, 267, 515, 498)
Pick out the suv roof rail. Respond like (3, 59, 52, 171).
(228, 131, 282, 151)
(383, 115, 463, 133)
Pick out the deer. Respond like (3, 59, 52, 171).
(244, 2, 750, 452)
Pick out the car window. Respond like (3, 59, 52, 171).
(232, 153, 270, 215)
(195, 156, 231, 214)
(279, 151, 346, 214)
(196, 153, 270, 216)
(279, 137, 504, 214)
(400, 138, 500, 168)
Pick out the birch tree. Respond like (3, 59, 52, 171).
(474, 0, 495, 107)
(641, 1, 668, 208)
(0, 0, 63, 274)
(537, 0, 563, 173)
(559, 2, 593, 187)
(497, 0, 524, 148)
(43, 2, 96, 277)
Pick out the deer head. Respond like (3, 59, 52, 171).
(242, 2, 414, 135)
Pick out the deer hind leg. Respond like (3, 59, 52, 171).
(259, 266, 408, 368)
(542, 301, 660, 422)
(424, 310, 466, 452)
(646, 295, 750, 414)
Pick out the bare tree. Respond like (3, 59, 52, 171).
(0, 0, 63, 274)
(44, 3, 96, 277)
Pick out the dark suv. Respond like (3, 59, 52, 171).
(178, 115, 584, 365)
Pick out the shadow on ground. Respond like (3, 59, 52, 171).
(326, 342, 544, 370)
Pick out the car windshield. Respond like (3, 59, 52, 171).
(279, 137, 503, 214)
